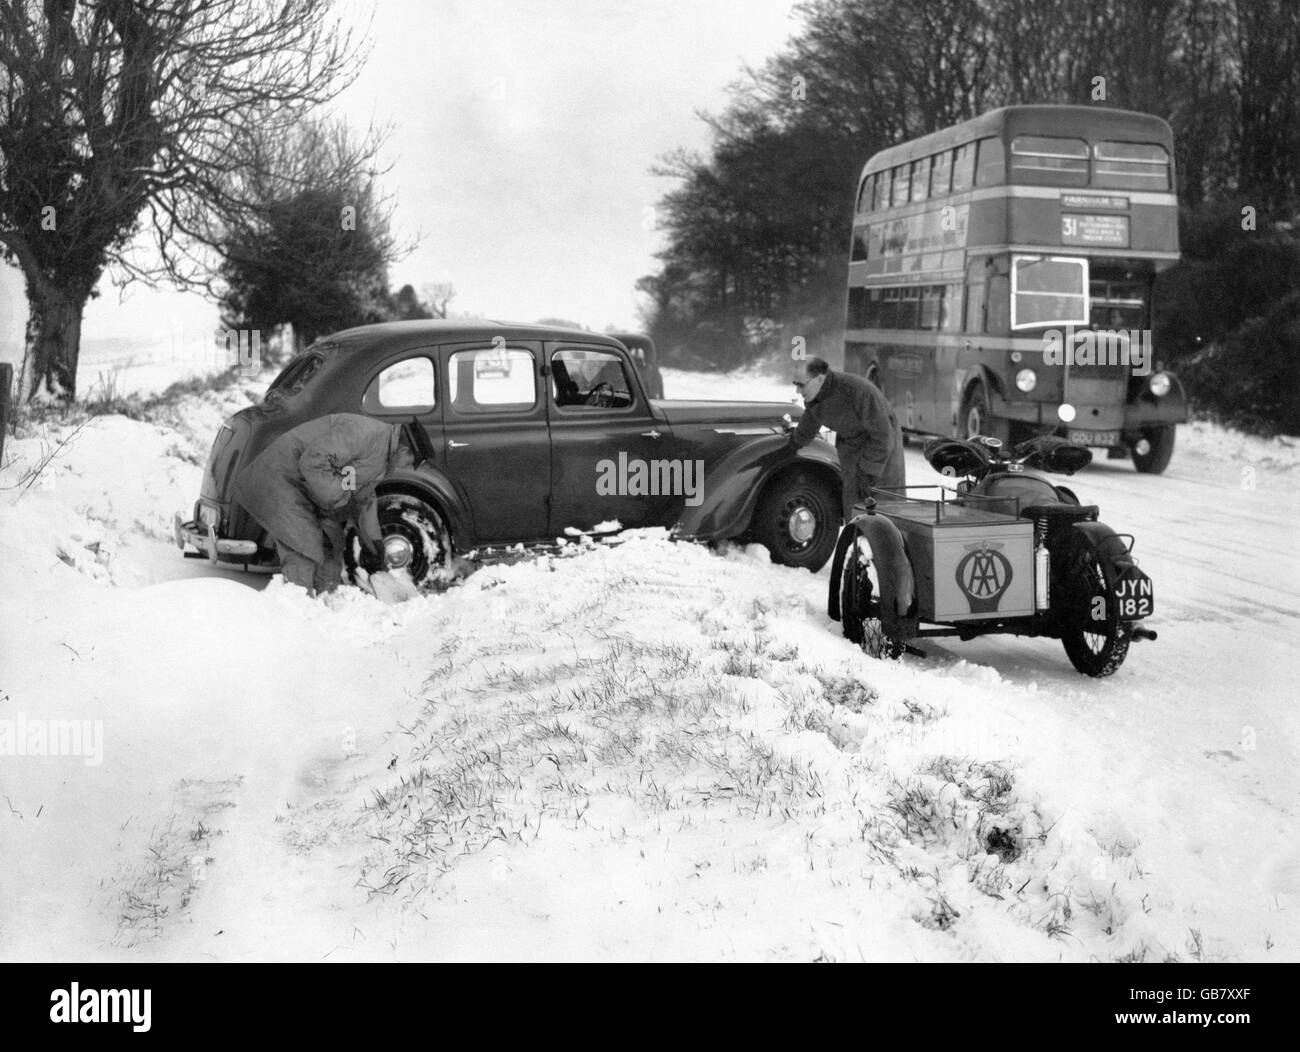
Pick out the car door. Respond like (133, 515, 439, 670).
(357, 346, 443, 462)
(440, 341, 551, 544)
(545, 343, 681, 534)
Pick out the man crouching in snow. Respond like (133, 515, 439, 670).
(234, 414, 413, 595)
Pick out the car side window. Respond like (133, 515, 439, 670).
(363, 355, 436, 414)
(551, 349, 634, 411)
(448, 347, 537, 414)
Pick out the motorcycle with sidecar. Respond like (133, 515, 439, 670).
(828, 435, 1155, 677)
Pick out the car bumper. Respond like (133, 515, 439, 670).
(173, 513, 277, 572)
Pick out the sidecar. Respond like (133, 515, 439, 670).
(828, 439, 1154, 677)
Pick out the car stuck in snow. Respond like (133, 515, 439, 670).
(175, 320, 843, 587)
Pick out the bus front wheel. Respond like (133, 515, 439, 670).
(960, 381, 1009, 444)
(1131, 425, 1175, 474)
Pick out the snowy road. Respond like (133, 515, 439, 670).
(1, 365, 1297, 961)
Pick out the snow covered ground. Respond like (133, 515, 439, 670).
(1, 363, 1297, 961)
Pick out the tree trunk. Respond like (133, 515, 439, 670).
(0, 362, 12, 467)
(22, 286, 86, 403)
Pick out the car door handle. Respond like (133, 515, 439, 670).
(448, 440, 469, 448)
(641, 430, 661, 439)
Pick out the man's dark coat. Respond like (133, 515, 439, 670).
(791, 370, 906, 514)
(233, 414, 405, 564)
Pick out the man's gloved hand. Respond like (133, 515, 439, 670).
(357, 498, 383, 556)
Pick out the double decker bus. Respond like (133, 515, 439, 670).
(844, 105, 1186, 473)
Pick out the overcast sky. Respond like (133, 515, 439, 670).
(1, 0, 800, 363)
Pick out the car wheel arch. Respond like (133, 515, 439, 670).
(376, 473, 470, 548)
(742, 458, 840, 536)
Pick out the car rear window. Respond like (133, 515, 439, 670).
(266, 352, 326, 398)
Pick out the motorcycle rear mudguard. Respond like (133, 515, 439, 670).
(1069, 520, 1152, 607)
(827, 514, 917, 638)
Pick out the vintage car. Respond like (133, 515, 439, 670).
(609, 332, 664, 399)
(174, 321, 842, 585)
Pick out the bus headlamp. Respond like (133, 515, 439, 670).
(1148, 371, 1171, 397)
(1015, 368, 1037, 392)
(1057, 403, 1077, 423)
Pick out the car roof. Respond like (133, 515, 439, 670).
(608, 332, 655, 349)
(315, 319, 624, 354)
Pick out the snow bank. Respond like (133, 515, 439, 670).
(1, 364, 1296, 962)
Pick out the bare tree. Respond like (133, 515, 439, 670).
(420, 282, 455, 319)
(0, 0, 369, 401)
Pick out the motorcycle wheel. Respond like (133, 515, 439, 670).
(1059, 542, 1133, 677)
(839, 529, 904, 660)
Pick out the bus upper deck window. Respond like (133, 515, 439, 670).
(857, 175, 874, 213)
(1010, 135, 1089, 186)
(910, 158, 929, 203)
(951, 142, 975, 192)
(873, 170, 890, 210)
(1093, 141, 1170, 190)
(892, 164, 910, 207)
(975, 136, 1006, 186)
(930, 149, 953, 196)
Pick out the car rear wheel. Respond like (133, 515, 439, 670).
(344, 492, 451, 591)
(753, 470, 839, 572)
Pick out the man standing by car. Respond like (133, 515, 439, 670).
(788, 357, 905, 521)
(233, 414, 412, 595)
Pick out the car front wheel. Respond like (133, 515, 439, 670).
(753, 470, 839, 572)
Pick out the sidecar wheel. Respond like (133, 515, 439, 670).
(1060, 546, 1132, 677)
(839, 530, 903, 660)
